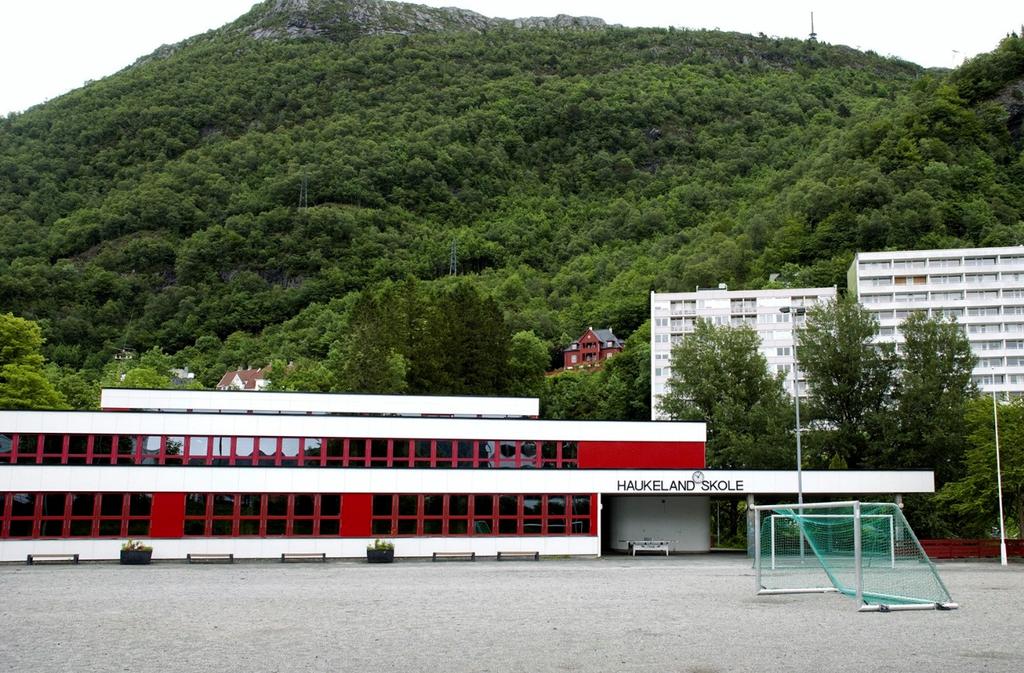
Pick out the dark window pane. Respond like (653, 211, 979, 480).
(93, 435, 114, 455)
(423, 495, 443, 516)
(548, 496, 566, 515)
(212, 437, 231, 464)
(541, 442, 557, 460)
(71, 494, 94, 516)
(423, 520, 442, 534)
(12, 493, 35, 516)
(548, 520, 566, 534)
(17, 434, 40, 458)
(129, 494, 152, 516)
(99, 520, 122, 536)
(127, 521, 150, 536)
(498, 519, 517, 534)
(101, 494, 125, 517)
(448, 520, 468, 535)
(371, 520, 392, 535)
(320, 495, 341, 517)
(185, 494, 207, 516)
(473, 496, 493, 516)
(0, 433, 13, 460)
(69, 520, 92, 536)
(266, 520, 286, 536)
(267, 495, 288, 516)
(397, 519, 417, 535)
(43, 435, 64, 455)
(41, 520, 64, 536)
(238, 520, 260, 535)
(320, 520, 340, 536)
(415, 440, 431, 458)
(117, 435, 139, 458)
(326, 438, 343, 457)
(348, 439, 366, 458)
(42, 494, 66, 516)
(184, 521, 206, 536)
(372, 495, 393, 516)
(398, 495, 418, 516)
(478, 441, 494, 467)
(293, 520, 314, 536)
(371, 439, 388, 458)
(9, 520, 33, 537)
(392, 440, 410, 459)
(240, 495, 261, 516)
(294, 495, 314, 516)
(523, 518, 542, 534)
(436, 440, 452, 459)
(523, 496, 541, 516)
(68, 435, 88, 454)
(521, 441, 537, 459)
(449, 495, 468, 516)
(499, 495, 518, 516)
(572, 495, 591, 515)
(572, 519, 590, 534)
(562, 442, 578, 460)
(212, 520, 233, 536)
(213, 494, 234, 516)
(473, 520, 492, 534)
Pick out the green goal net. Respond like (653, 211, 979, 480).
(754, 501, 957, 612)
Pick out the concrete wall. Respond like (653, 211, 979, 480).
(606, 496, 710, 553)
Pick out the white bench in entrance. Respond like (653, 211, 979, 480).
(627, 540, 673, 556)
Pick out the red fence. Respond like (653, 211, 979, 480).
(920, 539, 1024, 559)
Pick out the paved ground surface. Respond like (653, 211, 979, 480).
(0, 554, 1021, 673)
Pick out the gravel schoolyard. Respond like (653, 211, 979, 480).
(0, 554, 1020, 673)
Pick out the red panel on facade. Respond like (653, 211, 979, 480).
(342, 493, 373, 537)
(577, 441, 705, 469)
(150, 492, 185, 538)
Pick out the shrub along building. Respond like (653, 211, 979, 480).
(0, 388, 935, 560)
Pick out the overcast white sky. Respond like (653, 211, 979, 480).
(1, 1, 1021, 116)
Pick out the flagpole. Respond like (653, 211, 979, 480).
(992, 391, 1008, 567)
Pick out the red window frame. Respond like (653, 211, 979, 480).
(1, 433, 582, 469)
(0, 492, 152, 539)
(181, 493, 345, 537)
(369, 493, 596, 537)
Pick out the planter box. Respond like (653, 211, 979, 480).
(366, 548, 394, 563)
(120, 549, 153, 565)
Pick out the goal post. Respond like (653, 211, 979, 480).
(753, 501, 958, 612)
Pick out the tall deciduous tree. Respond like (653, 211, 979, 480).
(659, 319, 793, 470)
(892, 311, 976, 485)
(940, 397, 1024, 538)
(797, 298, 896, 468)
(0, 313, 68, 409)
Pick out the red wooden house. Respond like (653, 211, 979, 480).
(562, 327, 624, 370)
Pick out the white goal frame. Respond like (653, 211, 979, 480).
(753, 500, 958, 612)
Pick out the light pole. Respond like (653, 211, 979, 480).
(992, 391, 1008, 566)
(779, 306, 805, 508)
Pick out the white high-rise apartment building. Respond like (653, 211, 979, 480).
(848, 246, 1024, 397)
(649, 287, 837, 420)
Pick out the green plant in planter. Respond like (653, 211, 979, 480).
(121, 539, 153, 552)
(366, 538, 395, 563)
(120, 539, 154, 565)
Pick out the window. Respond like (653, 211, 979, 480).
(1007, 357, 1024, 367)
(1005, 306, 1024, 316)
(862, 294, 892, 304)
(929, 274, 962, 284)
(182, 493, 343, 537)
(928, 257, 961, 268)
(978, 357, 1004, 369)
(1007, 340, 1024, 351)
(866, 277, 893, 287)
(860, 261, 891, 271)
(2, 492, 150, 539)
(964, 256, 996, 267)
(969, 324, 1001, 334)
(370, 494, 595, 537)
(1005, 323, 1024, 334)
(974, 341, 1004, 352)
(893, 260, 926, 270)
(931, 291, 963, 301)
(968, 307, 1000, 317)
(896, 292, 927, 303)
(775, 347, 791, 357)
(965, 274, 998, 284)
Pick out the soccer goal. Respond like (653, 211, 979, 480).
(753, 501, 957, 612)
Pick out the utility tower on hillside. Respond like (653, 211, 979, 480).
(449, 239, 458, 276)
(809, 12, 817, 41)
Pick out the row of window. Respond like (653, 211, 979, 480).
(862, 291, 1024, 304)
(0, 434, 579, 469)
(369, 494, 595, 536)
(184, 493, 344, 537)
(859, 256, 1024, 271)
(0, 492, 152, 538)
(861, 273, 1024, 285)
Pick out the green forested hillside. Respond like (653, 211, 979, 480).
(1, 0, 1022, 393)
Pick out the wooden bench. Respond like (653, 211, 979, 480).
(497, 551, 539, 561)
(187, 553, 234, 564)
(432, 551, 476, 562)
(629, 540, 671, 556)
(26, 553, 79, 565)
(281, 552, 327, 563)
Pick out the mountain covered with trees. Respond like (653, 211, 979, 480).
(1, 0, 1023, 405)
